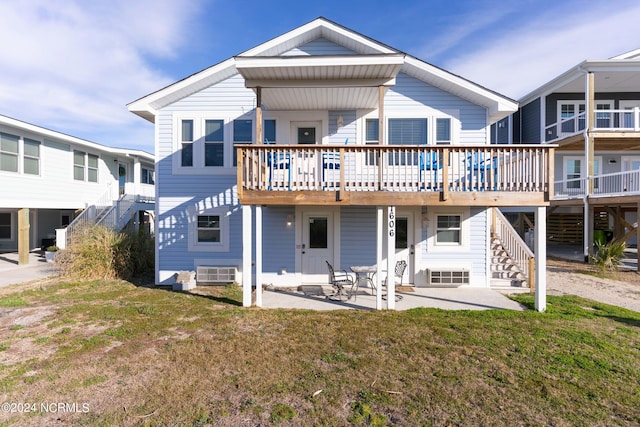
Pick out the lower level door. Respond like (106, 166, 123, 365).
(302, 211, 334, 282)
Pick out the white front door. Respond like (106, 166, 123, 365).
(291, 121, 321, 188)
(301, 210, 334, 282)
(394, 210, 415, 285)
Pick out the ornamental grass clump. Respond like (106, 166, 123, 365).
(590, 239, 627, 272)
(56, 225, 154, 280)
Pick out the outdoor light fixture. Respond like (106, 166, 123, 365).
(286, 215, 293, 228)
(609, 159, 617, 164)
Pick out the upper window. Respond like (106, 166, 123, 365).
(0, 132, 19, 173)
(0, 212, 11, 240)
(73, 151, 98, 182)
(181, 119, 194, 167)
(558, 102, 585, 134)
(264, 119, 276, 143)
(205, 119, 224, 167)
(141, 167, 154, 185)
(23, 138, 40, 175)
(436, 118, 451, 144)
(388, 118, 428, 145)
(365, 119, 379, 143)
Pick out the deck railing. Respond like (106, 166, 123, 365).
(554, 169, 640, 199)
(545, 107, 640, 142)
(238, 144, 553, 195)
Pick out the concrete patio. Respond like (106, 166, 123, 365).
(259, 285, 527, 311)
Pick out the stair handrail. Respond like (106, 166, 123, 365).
(491, 208, 535, 291)
(62, 183, 117, 248)
(97, 195, 136, 231)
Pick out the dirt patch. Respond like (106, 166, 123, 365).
(546, 257, 640, 312)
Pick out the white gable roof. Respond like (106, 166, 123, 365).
(128, 17, 516, 123)
(0, 114, 154, 161)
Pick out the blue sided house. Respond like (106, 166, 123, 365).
(128, 17, 553, 310)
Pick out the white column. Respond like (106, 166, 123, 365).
(386, 206, 396, 309)
(534, 206, 547, 312)
(242, 205, 253, 307)
(583, 200, 590, 262)
(255, 205, 263, 307)
(376, 207, 383, 310)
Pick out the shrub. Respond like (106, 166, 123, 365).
(46, 245, 58, 252)
(590, 239, 627, 272)
(56, 225, 154, 280)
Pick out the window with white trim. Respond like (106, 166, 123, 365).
(23, 138, 40, 175)
(0, 132, 19, 173)
(0, 212, 11, 240)
(436, 118, 451, 144)
(141, 167, 154, 184)
(204, 119, 224, 167)
(558, 101, 585, 134)
(189, 206, 230, 252)
(181, 119, 194, 167)
(563, 156, 601, 191)
(73, 151, 98, 182)
(436, 214, 461, 245)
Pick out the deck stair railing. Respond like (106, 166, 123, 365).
(491, 208, 535, 291)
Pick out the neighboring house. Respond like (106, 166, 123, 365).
(129, 17, 553, 310)
(498, 49, 640, 267)
(0, 114, 155, 259)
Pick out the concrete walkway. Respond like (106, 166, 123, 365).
(0, 251, 60, 288)
(260, 285, 526, 311)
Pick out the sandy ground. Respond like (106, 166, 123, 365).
(546, 258, 640, 312)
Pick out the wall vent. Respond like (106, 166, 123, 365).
(196, 266, 237, 285)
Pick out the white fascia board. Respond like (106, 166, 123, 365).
(518, 59, 640, 105)
(127, 58, 237, 120)
(235, 54, 404, 69)
(0, 115, 154, 161)
(239, 17, 397, 57)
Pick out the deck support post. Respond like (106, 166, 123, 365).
(256, 87, 263, 144)
(583, 199, 591, 262)
(534, 205, 547, 312)
(376, 207, 383, 310)
(255, 205, 263, 307)
(242, 205, 253, 307)
(386, 206, 396, 309)
(18, 208, 29, 265)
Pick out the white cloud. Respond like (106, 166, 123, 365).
(0, 0, 202, 151)
(443, 2, 640, 100)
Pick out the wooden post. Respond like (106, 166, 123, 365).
(256, 87, 263, 144)
(528, 257, 535, 292)
(442, 148, 449, 200)
(339, 147, 345, 197)
(18, 208, 29, 265)
(547, 148, 555, 201)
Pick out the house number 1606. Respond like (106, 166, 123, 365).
(388, 208, 395, 237)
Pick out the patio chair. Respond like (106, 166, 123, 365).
(326, 260, 356, 301)
(419, 152, 442, 190)
(373, 260, 406, 301)
(467, 152, 498, 190)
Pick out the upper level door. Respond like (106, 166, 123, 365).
(291, 121, 322, 186)
(118, 163, 127, 195)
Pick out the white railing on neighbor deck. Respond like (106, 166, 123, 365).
(239, 144, 553, 194)
(491, 208, 535, 291)
(62, 183, 117, 248)
(554, 169, 640, 200)
(545, 108, 640, 142)
(97, 195, 136, 231)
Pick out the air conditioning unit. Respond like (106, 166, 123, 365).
(196, 266, 237, 285)
(427, 268, 469, 286)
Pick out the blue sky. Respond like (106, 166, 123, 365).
(0, 0, 638, 153)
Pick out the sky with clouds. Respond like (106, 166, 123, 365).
(0, 0, 638, 153)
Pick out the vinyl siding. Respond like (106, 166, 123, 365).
(261, 207, 296, 274)
(340, 207, 377, 267)
(520, 98, 540, 143)
(283, 38, 357, 56)
(387, 73, 488, 144)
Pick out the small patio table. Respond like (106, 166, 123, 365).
(349, 265, 378, 299)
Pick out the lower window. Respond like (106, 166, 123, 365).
(188, 206, 229, 252)
(436, 215, 461, 245)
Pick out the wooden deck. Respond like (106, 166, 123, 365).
(237, 144, 554, 206)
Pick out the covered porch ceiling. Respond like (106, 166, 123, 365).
(234, 54, 405, 110)
(555, 133, 640, 151)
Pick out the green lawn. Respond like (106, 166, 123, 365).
(0, 279, 639, 426)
